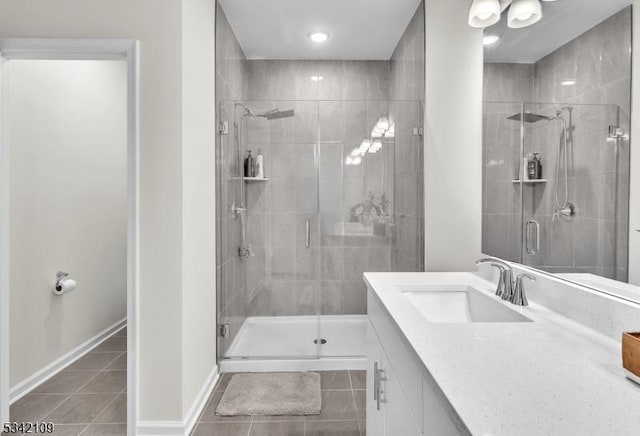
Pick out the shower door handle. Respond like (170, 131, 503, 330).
(305, 218, 311, 249)
(525, 220, 540, 255)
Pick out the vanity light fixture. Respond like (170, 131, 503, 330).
(507, 0, 542, 28)
(468, 0, 501, 28)
(483, 34, 501, 45)
(309, 32, 329, 43)
(469, 0, 546, 29)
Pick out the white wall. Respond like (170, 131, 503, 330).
(181, 0, 217, 417)
(423, 0, 484, 271)
(7, 59, 127, 385)
(630, 1, 640, 285)
(0, 0, 218, 424)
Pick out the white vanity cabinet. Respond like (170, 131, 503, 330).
(367, 289, 465, 436)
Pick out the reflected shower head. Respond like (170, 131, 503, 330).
(507, 112, 552, 123)
(259, 109, 295, 120)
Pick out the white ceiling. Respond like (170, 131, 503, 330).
(484, 0, 632, 63)
(218, 0, 423, 60)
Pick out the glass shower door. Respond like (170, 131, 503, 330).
(520, 102, 625, 279)
(219, 100, 322, 361)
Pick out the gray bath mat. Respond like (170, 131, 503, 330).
(216, 372, 321, 416)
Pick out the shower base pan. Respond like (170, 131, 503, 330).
(220, 315, 367, 373)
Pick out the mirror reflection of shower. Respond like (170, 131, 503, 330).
(232, 102, 295, 259)
(509, 106, 577, 221)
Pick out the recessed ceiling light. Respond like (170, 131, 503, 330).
(309, 32, 329, 43)
(310, 75, 324, 82)
(483, 34, 501, 45)
(560, 79, 576, 86)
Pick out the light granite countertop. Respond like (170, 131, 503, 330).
(364, 272, 640, 436)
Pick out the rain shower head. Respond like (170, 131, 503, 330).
(507, 112, 552, 123)
(260, 109, 295, 120)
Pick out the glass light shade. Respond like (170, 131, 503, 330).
(468, 0, 501, 28)
(507, 0, 542, 28)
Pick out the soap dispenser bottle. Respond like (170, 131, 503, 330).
(244, 150, 255, 178)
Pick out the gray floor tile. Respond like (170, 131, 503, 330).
(249, 421, 304, 435)
(199, 391, 253, 422)
(81, 424, 126, 436)
(305, 420, 359, 436)
(78, 371, 126, 394)
(105, 353, 126, 370)
(49, 424, 87, 436)
(317, 390, 356, 420)
(192, 422, 251, 436)
(93, 336, 127, 353)
(353, 390, 365, 419)
(33, 371, 99, 394)
(9, 393, 68, 422)
(44, 393, 116, 423)
(93, 394, 126, 423)
(319, 371, 350, 390)
(66, 353, 122, 371)
(348, 371, 366, 390)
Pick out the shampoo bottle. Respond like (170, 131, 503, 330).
(256, 149, 264, 178)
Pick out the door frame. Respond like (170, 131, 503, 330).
(0, 38, 139, 436)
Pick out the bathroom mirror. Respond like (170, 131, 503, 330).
(481, 1, 638, 302)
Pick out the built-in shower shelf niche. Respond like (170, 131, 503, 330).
(512, 179, 547, 184)
(243, 177, 269, 182)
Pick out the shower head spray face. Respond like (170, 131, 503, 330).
(264, 109, 295, 120)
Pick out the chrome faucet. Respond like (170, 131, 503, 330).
(512, 273, 535, 306)
(475, 257, 514, 299)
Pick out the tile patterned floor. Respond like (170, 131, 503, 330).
(192, 370, 366, 436)
(6, 328, 127, 436)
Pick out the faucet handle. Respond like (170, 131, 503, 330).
(512, 273, 535, 306)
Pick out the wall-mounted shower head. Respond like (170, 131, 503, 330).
(507, 112, 552, 123)
(256, 108, 295, 120)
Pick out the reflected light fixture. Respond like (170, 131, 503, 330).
(469, 0, 546, 29)
(560, 79, 576, 86)
(309, 32, 329, 43)
(468, 0, 501, 28)
(310, 75, 324, 82)
(508, 0, 542, 28)
(483, 34, 501, 45)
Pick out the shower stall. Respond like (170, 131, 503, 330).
(482, 101, 630, 280)
(216, 98, 424, 370)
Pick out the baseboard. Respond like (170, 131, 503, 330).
(9, 317, 127, 404)
(137, 365, 219, 436)
(136, 421, 184, 436)
(183, 365, 219, 435)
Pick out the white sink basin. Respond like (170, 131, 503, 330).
(398, 284, 533, 323)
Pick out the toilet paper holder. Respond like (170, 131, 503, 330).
(55, 271, 69, 292)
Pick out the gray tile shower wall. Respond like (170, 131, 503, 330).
(216, 3, 248, 352)
(482, 7, 632, 279)
(389, 2, 425, 272)
(216, 1, 425, 326)
(242, 60, 393, 317)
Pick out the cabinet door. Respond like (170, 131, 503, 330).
(382, 351, 422, 436)
(366, 321, 385, 436)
